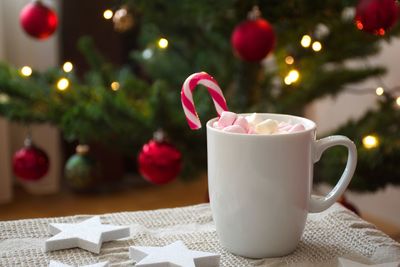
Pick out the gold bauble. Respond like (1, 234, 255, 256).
(113, 6, 134, 33)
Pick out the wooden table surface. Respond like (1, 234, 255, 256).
(0, 176, 208, 221)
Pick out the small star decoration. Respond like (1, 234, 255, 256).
(45, 216, 130, 254)
(129, 240, 220, 267)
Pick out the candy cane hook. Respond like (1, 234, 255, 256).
(181, 72, 228, 130)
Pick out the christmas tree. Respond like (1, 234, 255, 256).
(0, 0, 399, 191)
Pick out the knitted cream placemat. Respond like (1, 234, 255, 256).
(0, 203, 399, 267)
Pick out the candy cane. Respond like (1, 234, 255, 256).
(181, 72, 228, 130)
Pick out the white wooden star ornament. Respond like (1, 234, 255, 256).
(49, 260, 109, 267)
(129, 240, 220, 267)
(338, 258, 400, 267)
(45, 216, 130, 254)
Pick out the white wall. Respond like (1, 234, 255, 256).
(307, 39, 400, 228)
(0, 0, 61, 200)
(0, 0, 13, 203)
(1, 0, 59, 69)
(0, 0, 5, 58)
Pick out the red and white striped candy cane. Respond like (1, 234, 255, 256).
(181, 72, 228, 130)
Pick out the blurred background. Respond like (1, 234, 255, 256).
(0, 0, 399, 241)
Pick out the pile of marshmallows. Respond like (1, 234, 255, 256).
(213, 112, 306, 134)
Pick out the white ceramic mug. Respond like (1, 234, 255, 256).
(206, 113, 357, 258)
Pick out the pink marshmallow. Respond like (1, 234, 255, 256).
(275, 128, 287, 134)
(279, 125, 293, 132)
(223, 125, 246, 134)
(278, 121, 289, 128)
(213, 121, 223, 129)
(247, 127, 256, 134)
(288, 123, 306, 133)
(212, 112, 306, 135)
(233, 116, 249, 132)
(218, 111, 237, 128)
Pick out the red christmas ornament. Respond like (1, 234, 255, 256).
(13, 138, 50, 181)
(20, 0, 58, 40)
(355, 0, 399, 36)
(231, 6, 276, 62)
(138, 132, 182, 185)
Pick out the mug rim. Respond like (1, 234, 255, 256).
(206, 113, 317, 137)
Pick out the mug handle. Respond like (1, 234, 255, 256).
(309, 135, 357, 213)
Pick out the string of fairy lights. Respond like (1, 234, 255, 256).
(13, 8, 399, 151)
(17, 9, 170, 92)
(17, 37, 168, 92)
(286, 34, 400, 98)
(282, 34, 323, 85)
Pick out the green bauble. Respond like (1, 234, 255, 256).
(64, 145, 99, 191)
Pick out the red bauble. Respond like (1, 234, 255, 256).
(138, 139, 182, 185)
(13, 141, 49, 181)
(20, 1, 58, 40)
(231, 18, 276, 62)
(355, 0, 399, 35)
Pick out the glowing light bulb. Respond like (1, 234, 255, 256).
(362, 135, 379, 149)
(103, 9, 113, 20)
(0, 93, 9, 103)
(396, 96, 400, 106)
(285, 56, 294, 65)
(57, 78, 69, 91)
(142, 48, 153, 59)
(284, 69, 300, 85)
(111, 81, 120, 91)
(20, 66, 32, 77)
(312, 41, 322, 52)
(300, 35, 312, 48)
(158, 38, 168, 49)
(284, 76, 293, 85)
(288, 69, 300, 82)
(63, 62, 73, 73)
(375, 87, 384, 96)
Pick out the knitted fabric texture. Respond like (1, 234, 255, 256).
(0, 203, 399, 266)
